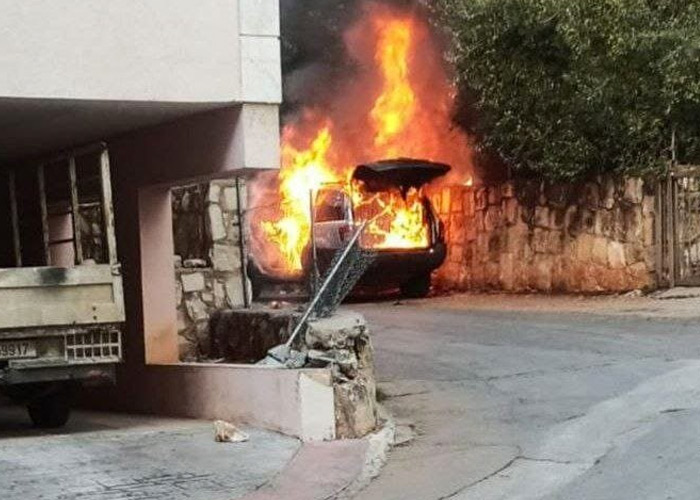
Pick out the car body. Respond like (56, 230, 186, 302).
(249, 158, 449, 298)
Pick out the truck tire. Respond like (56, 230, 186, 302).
(27, 390, 72, 428)
(400, 273, 431, 299)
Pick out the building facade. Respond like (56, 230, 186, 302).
(0, 1, 338, 440)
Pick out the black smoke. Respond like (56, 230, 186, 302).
(280, 0, 421, 120)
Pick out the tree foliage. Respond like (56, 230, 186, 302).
(433, 0, 700, 180)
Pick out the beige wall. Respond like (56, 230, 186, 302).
(83, 364, 336, 442)
(0, 0, 281, 105)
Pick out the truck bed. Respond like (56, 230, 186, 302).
(0, 265, 124, 333)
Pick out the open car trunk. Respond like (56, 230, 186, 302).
(352, 158, 451, 195)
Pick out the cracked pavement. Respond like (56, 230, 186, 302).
(350, 295, 700, 500)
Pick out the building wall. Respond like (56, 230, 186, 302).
(0, 0, 281, 104)
(433, 177, 657, 293)
(107, 105, 275, 366)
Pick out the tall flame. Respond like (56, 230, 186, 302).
(262, 126, 339, 272)
(371, 19, 416, 151)
(251, 4, 473, 277)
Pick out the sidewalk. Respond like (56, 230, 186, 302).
(409, 290, 700, 320)
(0, 406, 378, 500)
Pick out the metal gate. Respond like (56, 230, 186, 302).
(658, 164, 700, 287)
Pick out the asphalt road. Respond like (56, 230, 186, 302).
(352, 298, 700, 500)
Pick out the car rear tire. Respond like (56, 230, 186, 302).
(27, 389, 72, 429)
(400, 273, 432, 299)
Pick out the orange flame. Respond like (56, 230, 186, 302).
(371, 19, 416, 151)
(262, 126, 340, 272)
(354, 186, 429, 249)
(253, 5, 473, 277)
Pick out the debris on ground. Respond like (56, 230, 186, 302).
(214, 420, 249, 443)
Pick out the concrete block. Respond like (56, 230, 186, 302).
(300, 372, 336, 441)
(239, 0, 280, 36)
(240, 36, 282, 104)
(235, 103, 281, 170)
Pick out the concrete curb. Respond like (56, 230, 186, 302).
(650, 287, 700, 300)
(332, 404, 397, 500)
(239, 406, 396, 500)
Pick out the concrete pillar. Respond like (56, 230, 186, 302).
(138, 185, 179, 364)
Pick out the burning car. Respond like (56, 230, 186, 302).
(246, 6, 474, 300)
(248, 158, 449, 299)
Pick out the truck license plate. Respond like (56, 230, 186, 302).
(0, 341, 37, 360)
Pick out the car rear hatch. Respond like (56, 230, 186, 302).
(352, 158, 451, 196)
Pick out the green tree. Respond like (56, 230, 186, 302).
(433, 0, 700, 180)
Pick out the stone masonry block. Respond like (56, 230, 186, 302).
(223, 187, 238, 212)
(207, 184, 221, 204)
(504, 198, 519, 225)
(181, 272, 205, 293)
(488, 187, 501, 206)
(451, 187, 464, 213)
(592, 236, 608, 266)
(534, 206, 550, 228)
(608, 241, 626, 269)
(501, 182, 515, 199)
(441, 188, 451, 215)
(210, 243, 241, 272)
(623, 178, 644, 204)
(600, 177, 616, 209)
(464, 190, 475, 217)
(475, 188, 487, 210)
(207, 204, 227, 241)
(306, 311, 367, 350)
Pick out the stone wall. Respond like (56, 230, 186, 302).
(433, 177, 657, 293)
(172, 179, 249, 361)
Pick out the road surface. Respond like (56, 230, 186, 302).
(352, 295, 700, 500)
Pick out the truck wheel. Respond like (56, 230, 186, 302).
(27, 391, 72, 428)
(400, 273, 431, 299)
